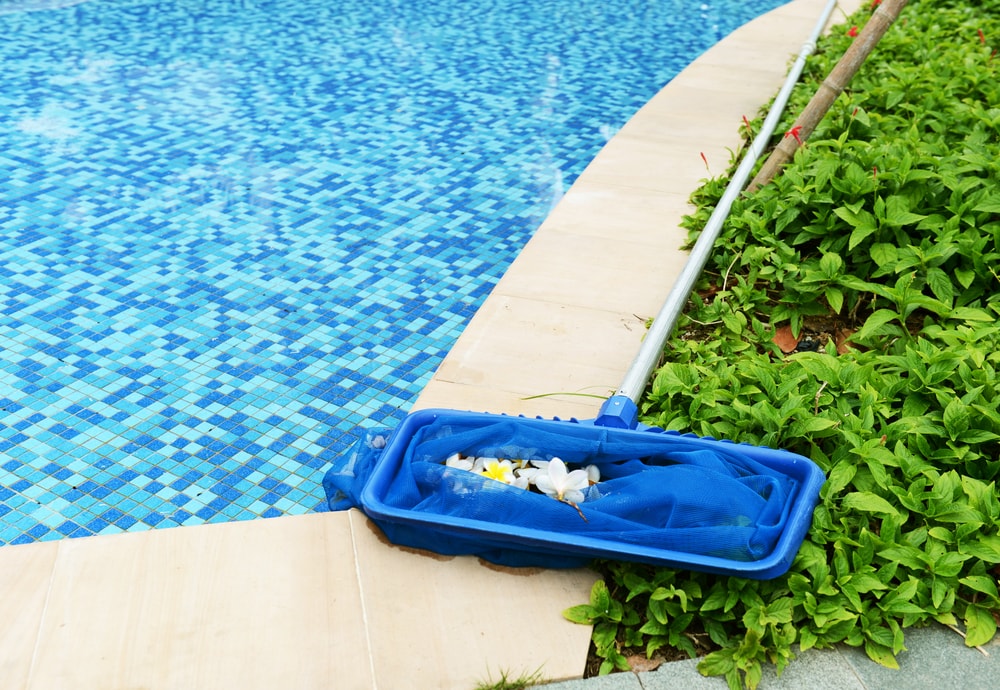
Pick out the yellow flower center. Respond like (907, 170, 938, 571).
(481, 459, 514, 484)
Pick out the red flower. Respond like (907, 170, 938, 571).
(870, 0, 881, 7)
(847, 26, 859, 38)
(784, 125, 803, 145)
(742, 115, 753, 137)
(700, 151, 709, 170)
(978, 29, 986, 45)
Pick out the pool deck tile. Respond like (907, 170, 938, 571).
(350, 511, 597, 689)
(427, 296, 636, 405)
(490, 229, 687, 313)
(23, 514, 373, 689)
(0, 541, 59, 689)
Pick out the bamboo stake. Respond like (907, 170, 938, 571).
(746, 0, 910, 193)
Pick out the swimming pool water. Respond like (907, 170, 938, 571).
(0, 0, 788, 545)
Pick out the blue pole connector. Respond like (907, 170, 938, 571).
(594, 394, 639, 429)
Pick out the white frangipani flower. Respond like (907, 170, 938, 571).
(480, 458, 517, 484)
(533, 457, 589, 504)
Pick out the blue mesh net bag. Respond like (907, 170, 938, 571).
(323, 413, 807, 570)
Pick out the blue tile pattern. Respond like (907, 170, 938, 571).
(0, 0, 787, 545)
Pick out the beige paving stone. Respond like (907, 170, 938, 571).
(575, 132, 727, 192)
(0, 541, 59, 689)
(494, 229, 685, 314)
(26, 514, 373, 690)
(349, 511, 599, 689)
(538, 184, 693, 245)
(414, 378, 608, 420)
(694, 37, 808, 71)
(642, 81, 753, 114)
(431, 296, 641, 396)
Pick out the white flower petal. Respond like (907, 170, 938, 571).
(533, 474, 557, 497)
(547, 457, 569, 483)
(565, 469, 590, 492)
(516, 467, 540, 482)
(445, 453, 473, 471)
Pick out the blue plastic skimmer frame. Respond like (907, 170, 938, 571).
(324, 0, 838, 579)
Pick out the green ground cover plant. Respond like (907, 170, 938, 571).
(564, 1, 1000, 687)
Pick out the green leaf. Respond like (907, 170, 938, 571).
(823, 461, 856, 497)
(563, 604, 597, 624)
(700, 585, 729, 613)
(743, 661, 763, 690)
(794, 416, 839, 435)
(870, 243, 898, 269)
(865, 640, 900, 669)
(878, 545, 930, 570)
(932, 552, 970, 578)
(947, 307, 995, 323)
(767, 598, 795, 625)
(843, 492, 900, 518)
(833, 205, 878, 251)
(960, 535, 1000, 563)
(848, 221, 879, 251)
(721, 309, 746, 335)
(648, 597, 670, 626)
(933, 505, 985, 525)
(942, 399, 971, 440)
(825, 287, 844, 314)
(637, 619, 668, 636)
(652, 363, 700, 397)
(932, 577, 950, 610)
(790, 352, 840, 382)
(853, 309, 902, 342)
(964, 604, 998, 647)
(850, 572, 889, 594)
(960, 576, 1000, 601)
(591, 580, 612, 612)
(973, 193, 1000, 214)
(883, 195, 927, 228)
(698, 648, 735, 677)
(883, 599, 926, 616)
(592, 621, 617, 651)
(954, 268, 976, 290)
(926, 267, 954, 306)
(819, 252, 844, 278)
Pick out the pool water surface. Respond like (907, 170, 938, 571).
(0, 0, 787, 545)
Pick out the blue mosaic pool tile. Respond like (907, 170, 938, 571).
(0, 0, 787, 546)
